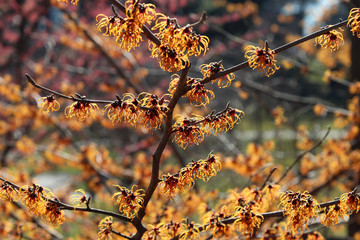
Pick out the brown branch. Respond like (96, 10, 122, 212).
(131, 66, 190, 240)
(276, 126, 331, 184)
(182, 20, 349, 92)
(187, 11, 207, 28)
(260, 166, 278, 190)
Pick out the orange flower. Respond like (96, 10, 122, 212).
(315, 27, 344, 52)
(103, 95, 139, 125)
(98, 216, 113, 240)
(349, 81, 360, 95)
(44, 200, 65, 228)
(340, 189, 360, 214)
(186, 80, 215, 106)
(244, 45, 280, 77)
(234, 208, 263, 235)
(69, 189, 88, 209)
(348, 8, 360, 38)
(279, 190, 320, 235)
(179, 219, 200, 240)
(64, 101, 99, 121)
(37, 95, 60, 114)
(313, 104, 326, 116)
(200, 61, 235, 88)
(111, 185, 144, 218)
(150, 44, 189, 72)
(158, 173, 183, 198)
(172, 115, 204, 149)
(20, 184, 54, 216)
(125, 0, 156, 25)
(0, 182, 19, 201)
(272, 105, 287, 127)
(320, 203, 348, 227)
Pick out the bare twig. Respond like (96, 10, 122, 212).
(276, 126, 331, 184)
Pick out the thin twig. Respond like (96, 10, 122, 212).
(260, 166, 278, 190)
(276, 126, 331, 184)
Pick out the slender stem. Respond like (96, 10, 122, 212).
(188, 20, 349, 91)
(276, 126, 331, 184)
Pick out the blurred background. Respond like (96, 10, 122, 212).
(1, 0, 360, 238)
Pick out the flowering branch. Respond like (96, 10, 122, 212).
(0, 177, 131, 223)
(182, 19, 349, 93)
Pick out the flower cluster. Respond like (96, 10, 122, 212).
(179, 219, 201, 240)
(234, 207, 264, 235)
(320, 203, 347, 227)
(202, 208, 231, 238)
(150, 14, 209, 72)
(315, 27, 344, 52)
(158, 153, 221, 198)
(43, 200, 65, 228)
(96, 0, 156, 51)
(37, 95, 60, 114)
(172, 115, 204, 149)
(244, 44, 280, 77)
(103, 93, 140, 126)
(111, 185, 145, 218)
(98, 216, 113, 240)
(200, 61, 235, 88)
(279, 190, 320, 235)
(171, 107, 244, 149)
(223, 143, 274, 177)
(139, 93, 169, 129)
(348, 8, 360, 38)
(168, 75, 215, 107)
(64, 101, 99, 121)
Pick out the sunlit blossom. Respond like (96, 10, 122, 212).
(64, 101, 99, 121)
(37, 95, 60, 114)
(244, 45, 280, 77)
(200, 61, 235, 88)
(347, 8, 360, 38)
(315, 27, 344, 52)
(111, 185, 144, 218)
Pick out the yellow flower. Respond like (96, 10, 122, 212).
(69, 189, 88, 209)
(244, 45, 280, 77)
(125, 0, 157, 25)
(44, 201, 65, 228)
(64, 101, 99, 121)
(179, 219, 200, 240)
(320, 203, 348, 227)
(234, 208, 263, 235)
(111, 185, 144, 218)
(172, 115, 204, 149)
(103, 95, 139, 125)
(150, 44, 189, 72)
(98, 216, 113, 240)
(0, 182, 19, 201)
(186, 79, 215, 106)
(200, 61, 235, 88)
(37, 95, 60, 114)
(315, 27, 344, 52)
(340, 189, 360, 214)
(348, 8, 360, 38)
(279, 191, 320, 235)
(158, 173, 183, 198)
(19, 184, 54, 216)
